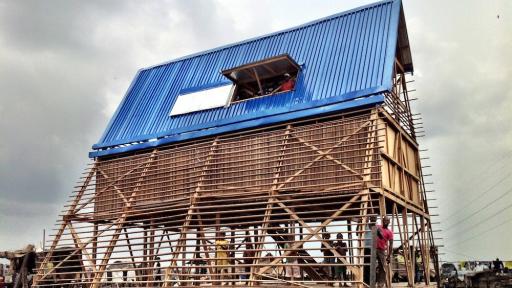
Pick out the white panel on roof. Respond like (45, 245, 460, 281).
(169, 84, 233, 116)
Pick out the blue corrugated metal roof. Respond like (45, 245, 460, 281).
(91, 0, 410, 158)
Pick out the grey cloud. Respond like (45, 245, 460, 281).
(404, 0, 512, 261)
(0, 0, 239, 250)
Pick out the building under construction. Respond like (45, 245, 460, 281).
(35, 0, 439, 287)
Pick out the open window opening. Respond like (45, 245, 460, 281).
(222, 54, 300, 102)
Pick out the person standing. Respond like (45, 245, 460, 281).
(376, 216, 393, 288)
(216, 232, 230, 284)
(321, 232, 335, 281)
(493, 258, 504, 273)
(284, 232, 300, 281)
(334, 233, 348, 284)
(154, 257, 162, 283)
(242, 240, 254, 283)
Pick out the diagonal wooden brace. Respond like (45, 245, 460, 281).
(257, 192, 363, 276)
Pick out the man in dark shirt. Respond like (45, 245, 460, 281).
(334, 233, 348, 283)
(493, 258, 504, 273)
(242, 241, 254, 282)
(321, 232, 335, 280)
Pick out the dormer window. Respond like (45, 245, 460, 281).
(222, 54, 300, 103)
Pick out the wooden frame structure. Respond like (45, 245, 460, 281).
(34, 57, 440, 287)
(35, 66, 439, 287)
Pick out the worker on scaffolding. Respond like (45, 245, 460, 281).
(279, 73, 295, 92)
(376, 216, 393, 288)
(215, 231, 230, 285)
(269, 73, 296, 95)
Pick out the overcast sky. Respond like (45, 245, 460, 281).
(0, 0, 510, 263)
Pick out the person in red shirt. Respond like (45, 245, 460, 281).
(376, 216, 393, 287)
(278, 73, 295, 92)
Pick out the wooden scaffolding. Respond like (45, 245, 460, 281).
(34, 59, 438, 287)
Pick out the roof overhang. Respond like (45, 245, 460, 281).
(396, 4, 413, 73)
(90, 93, 385, 158)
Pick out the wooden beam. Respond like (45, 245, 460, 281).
(252, 68, 264, 96)
(34, 164, 97, 285)
(274, 197, 362, 279)
(257, 192, 362, 276)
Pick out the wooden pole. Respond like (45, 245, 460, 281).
(369, 226, 377, 288)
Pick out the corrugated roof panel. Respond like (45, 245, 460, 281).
(92, 0, 408, 157)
